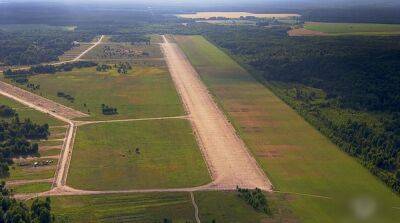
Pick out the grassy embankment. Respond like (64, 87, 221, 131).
(175, 35, 400, 222)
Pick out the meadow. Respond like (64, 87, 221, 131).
(50, 193, 196, 223)
(175, 35, 400, 222)
(10, 182, 52, 194)
(68, 119, 211, 190)
(195, 191, 295, 223)
(49, 191, 294, 222)
(304, 22, 400, 35)
(4, 66, 185, 121)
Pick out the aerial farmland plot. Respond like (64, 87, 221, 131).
(2, 66, 184, 121)
(174, 35, 400, 222)
(68, 119, 210, 190)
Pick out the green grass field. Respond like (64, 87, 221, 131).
(49, 193, 195, 223)
(3, 66, 184, 121)
(175, 35, 400, 222)
(49, 191, 294, 223)
(68, 119, 210, 190)
(195, 191, 295, 223)
(8, 160, 56, 181)
(10, 182, 52, 193)
(304, 22, 400, 35)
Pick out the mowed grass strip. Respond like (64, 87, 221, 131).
(304, 22, 400, 35)
(4, 66, 184, 120)
(48, 193, 195, 223)
(175, 35, 400, 222)
(68, 119, 211, 190)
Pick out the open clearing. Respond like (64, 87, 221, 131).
(67, 120, 211, 190)
(174, 35, 400, 222)
(176, 12, 300, 19)
(292, 22, 400, 36)
(162, 35, 271, 190)
(2, 66, 184, 121)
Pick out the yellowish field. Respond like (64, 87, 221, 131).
(177, 12, 300, 19)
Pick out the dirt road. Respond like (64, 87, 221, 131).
(161, 36, 272, 191)
(0, 81, 87, 120)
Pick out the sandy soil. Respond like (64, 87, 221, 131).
(161, 35, 272, 191)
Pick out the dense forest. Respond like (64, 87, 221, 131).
(198, 24, 400, 193)
(0, 27, 95, 66)
(0, 105, 50, 178)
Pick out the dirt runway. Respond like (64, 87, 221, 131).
(161, 36, 272, 191)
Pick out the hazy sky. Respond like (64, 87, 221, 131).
(2, 0, 399, 8)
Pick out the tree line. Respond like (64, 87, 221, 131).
(3, 61, 97, 78)
(0, 28, 95, 66)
